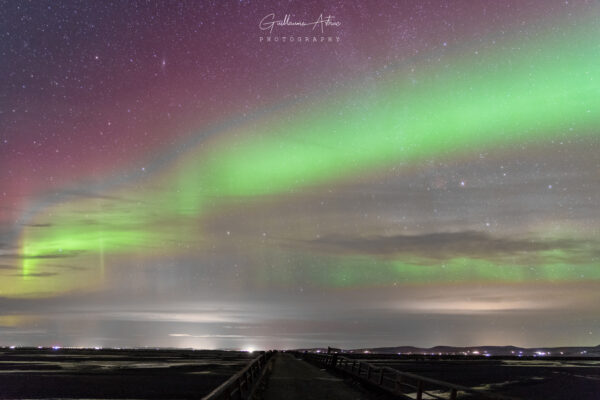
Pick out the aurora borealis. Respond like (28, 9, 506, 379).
(1, 0, 599, 349)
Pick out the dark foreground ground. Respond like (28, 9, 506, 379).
(343, 354, 600, 399)
(1, 348, 599, 399)
(0, 347, 255, 399)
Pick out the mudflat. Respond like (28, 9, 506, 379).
(0, 347, 255, 399)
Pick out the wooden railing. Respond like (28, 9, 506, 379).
(298, 352, 519, 400)
(202, 351, 273, 400)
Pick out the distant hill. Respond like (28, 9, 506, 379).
(297, 344, 600, 357)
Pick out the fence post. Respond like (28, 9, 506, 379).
(450, 388, 457, 400)
(394, 374, 402, 393)
(378, 368, 384, 385)
(416, 380, 423, 400)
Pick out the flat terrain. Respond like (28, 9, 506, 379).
(1, 348, 599, 399)
(0, 347, 255, 399)
(343, 354, 600, 399)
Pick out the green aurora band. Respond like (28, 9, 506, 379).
(17, 18, 600, 293)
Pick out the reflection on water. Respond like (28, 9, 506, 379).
(0, 348, 258, 399)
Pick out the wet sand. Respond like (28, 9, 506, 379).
(2, 348, 598, 399)
(343, 354, 600, 399)
(0, 347, 256, 399)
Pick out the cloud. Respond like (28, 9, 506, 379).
(305, 231, 587, 261)
(0, 250, 86, 259)
(61, 190, 140, 203)
(0, 241, 18, 250)
(10, 272, 58, 278)
(22, 223, 53, 228)
(380, 283, 600, 315)
(97, 311, 245, 324)
(168, 333, 245, 338)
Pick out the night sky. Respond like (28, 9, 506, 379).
(1, 0, 599, 350)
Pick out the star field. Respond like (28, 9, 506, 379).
(0, 0, 599, 349)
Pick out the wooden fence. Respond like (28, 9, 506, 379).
(298, 351, 520, 400)
(202, 351, 273, 400)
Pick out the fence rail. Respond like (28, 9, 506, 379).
(297, 352, 519, 400)
(202, 351, 273, 400)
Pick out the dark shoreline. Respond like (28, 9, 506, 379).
(0, 347, 256, 399)
(0, 347, 598, 399)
